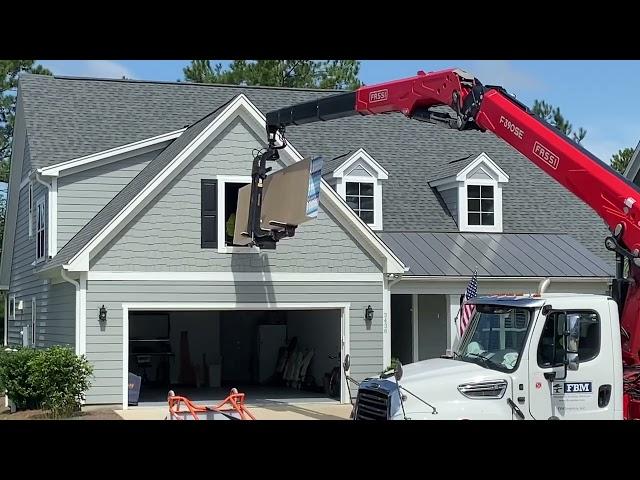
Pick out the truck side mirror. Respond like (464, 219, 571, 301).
(343, 354, 350, 373)
(565, 313, 580, 371)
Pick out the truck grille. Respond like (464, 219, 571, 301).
(355, 388, 390, 420)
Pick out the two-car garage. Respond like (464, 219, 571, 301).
(126, 306, 345, 406)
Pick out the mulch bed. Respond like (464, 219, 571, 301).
(0, 395, 122, 420)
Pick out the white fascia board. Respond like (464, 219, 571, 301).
(333, 148, 389, 179)
(456, 152, 509, 183)
(37, 129, 185, 178)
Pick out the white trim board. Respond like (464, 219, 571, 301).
(3, 295, 7, 346)
(49, 178, 58, 256)
(121, 301, 351, 409)
(37, 129, 185, 178)
(59, 94, 405, 274)
(399, 275, 612, 282)
(456, 152, 509, 183)
(0, 92, 26, 287)
(412, 294, 419, 363)
(79, 272, 87, 355)
(333, 148, 387, 232)
(382, 276, 391, 369)
(87, 271, 384, 282)
(332, 148, 389, 179)
(215, 175, 259, 254)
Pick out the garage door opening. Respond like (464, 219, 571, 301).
(127, 308, 343, 407)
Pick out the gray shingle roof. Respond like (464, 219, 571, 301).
(19, 74, 613, 267)
(40, 101, 232, 270)
(427, 154, 476, 183)
(19, 74, 340, 169)
(379, 232, 613, 277)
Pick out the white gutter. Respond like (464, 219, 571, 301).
(387, 273, 403, 288)
(36, 128, 186, 178)
(400, 275, 612, 283)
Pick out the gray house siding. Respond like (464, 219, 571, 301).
(439, 187, 458, 224)
(348, 165, 372, 177)
(57, 151, 156, 250)
(90, 118, 381, 273)
(85, 280, 383, 404)
(7, 180, 46, 345)
(6, 174, 75, 348)
(21, 141, 31, 179)
(43, 281, 76, 347)
(0, 96, 28, 288)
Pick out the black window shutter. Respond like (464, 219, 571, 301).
(201, 179, 217, 248)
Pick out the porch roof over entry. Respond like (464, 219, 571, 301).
(378, 232, 614, 278)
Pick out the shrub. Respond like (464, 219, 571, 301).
(0, 347, 43, 410)
(29, 346, 94, 419)
(0, 346, 93, 418)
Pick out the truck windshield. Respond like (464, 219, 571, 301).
(456, 306, 532, 372)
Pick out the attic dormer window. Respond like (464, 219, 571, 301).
(346, 182, 374, 224)
(467, 184, 494, 226)
(428, 152, 508, 233)
(332, 148, 388, 230)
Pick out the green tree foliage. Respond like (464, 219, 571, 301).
(1, 61, 52, 182)
(184, 60, 363, 90)
(532, 99, 587, 143)
(610, 147, 635, 174)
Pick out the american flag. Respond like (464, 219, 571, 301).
(459, 271, 478, 337)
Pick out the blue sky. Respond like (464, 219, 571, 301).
(39, 60, 640, 163)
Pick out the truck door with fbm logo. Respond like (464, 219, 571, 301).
(528, 308, 614, 419)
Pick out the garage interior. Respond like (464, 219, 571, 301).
(128, 309, 342, 406)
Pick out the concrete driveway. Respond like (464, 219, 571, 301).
(116, 402, 353, 420)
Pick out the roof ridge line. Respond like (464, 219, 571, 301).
(36, 73, 345, 93)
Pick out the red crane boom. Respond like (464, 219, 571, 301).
(249, 68, 640, 367)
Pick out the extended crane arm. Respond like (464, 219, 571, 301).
(258, 68, 640, 364)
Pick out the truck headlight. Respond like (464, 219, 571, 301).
(457, 380, 508, 399)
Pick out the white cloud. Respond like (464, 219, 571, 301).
(40, 60, 135, 79)
(83, 60, 135, 79)
(466, 60, 542, 93)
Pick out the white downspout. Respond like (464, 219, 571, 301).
(61, 269, 80, 354)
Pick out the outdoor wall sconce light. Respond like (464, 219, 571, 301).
(99, 305, 107, 323)
(365, 305, 374, 322)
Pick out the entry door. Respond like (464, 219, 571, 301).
(528, 310, 614, 420)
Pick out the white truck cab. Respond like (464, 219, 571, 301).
(352, 293, 624, 420)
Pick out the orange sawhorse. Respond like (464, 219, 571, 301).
(167, 388, 256, 420)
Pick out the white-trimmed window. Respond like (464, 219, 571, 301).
(35, 196, 46, 261)
(346, 182, 375, 224)
(467, 184, 495, 227)
(9, 295, 15, 320)
(333, 148, 388, 230)
(429, 152, 508, 233)
(28, 181, 34, 238)
(215, 175, 259, 254)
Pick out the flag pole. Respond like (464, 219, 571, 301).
(448, 293, 465, 356)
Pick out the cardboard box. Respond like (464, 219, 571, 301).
(233, 157, 323, 244)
